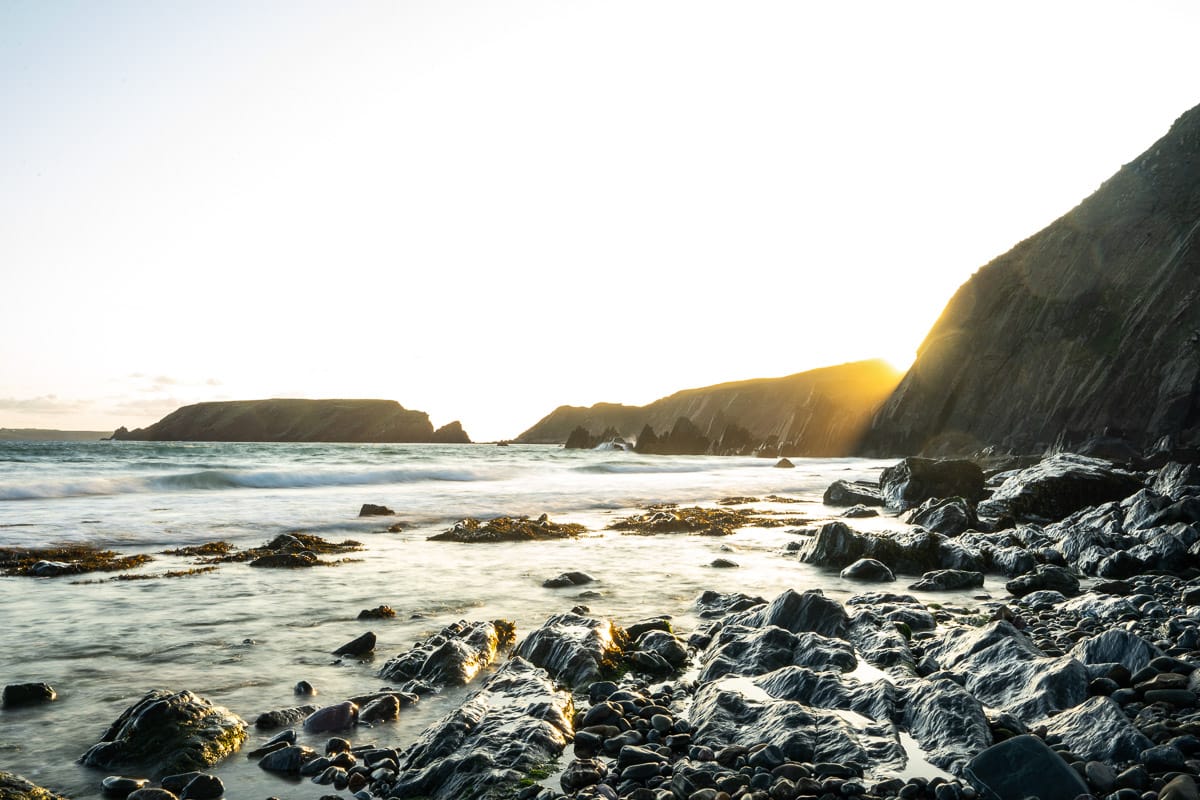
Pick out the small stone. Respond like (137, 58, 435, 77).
(294, 680, 317, 696)
(332, 631, 376, 657)
(774, 458, 795, 468)
(709, 558, 739, 569)
(179, 774, 223, 800)
(102, 776, 148, 796)
(357, 605, 396, 620)
(126, 790, 179, 800)
(2, 682, 57, 707)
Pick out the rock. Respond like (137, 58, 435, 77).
(359, 503, 394, 516)
(543, 571, 595, 588)
(840, 505, 880, 518)
(1005, 564, 1080, 597)
(379, 619, 515, 687)
(905, 496, 979, 537)
(823, 480, 884, 507)
(514, 612, 625, 687)
(359, 694, 401, 723)
(799, 521, 983, 575)
(725, 588, 850, 639)
(709, 558, 738, 568)
(248, 552, 318, 568)
(698, 624, 856, 683)
(101, 775, 148, 795)
(2, 682, 57, 707)
(257, 744, 315, 773)
(632, 630, 688, 669)
(1041, 695, 1153, 761)
(253, 704, 317, 730)
(389, 657, 573, 800)
(357, 605, 396, 621)
(908, 569, 984, 591)
(962, 734, 1088, 800)
(160, 773, 222, 800)
(561, 758, 609, 792)
(302, 701, 358, 733)
(694, 590, 767, 619)
(1070, 628, 1164, 673)
(293, 680, 316, 696)
(1155, 462, 1200, 500)
(81, 690, 247, 777)
(879, 458, 984, 510)
(902, 678, 992, 774)
(1160, 775, 1200, 800)
(0, 771, 70, 800)
(979, 454, 1145, 522)
(774, 458, 795, 469)
(125, 790, 177, 800)
(431, 420, 471, 443)
(840, 558, 895, 582)
(332, 631, 376, 657)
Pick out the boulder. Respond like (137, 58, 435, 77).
(694, 590, 767, 619)
(907, 569, 984, 592)
(332, 631, 376, 657)
(429, 515, 585, 543)
(978, 453, 1145, 522)
(1070, 628, 1164, 673)
(697, 624, 856, 683)
(379, 619, 515, 687)
(963, 734, 1088, 800)
(629, 629, 688, 670)
(542, 571, 595, 588)
(901, 678, 992, 774)
(0, 771, 69, 800)
(253, 704, 317, 730)
(724, 588, 850, 639)
(774, 458, 795, 469)
(302, 701, 358, 733)
(904, 496, 978, 537)
(514, 612, 625, 687)
(2, 682, 57, 707)
(799, 521, 983, 575)
(358, 503, 394, 517)
(823, 480, 884, 507)
(1041, 695, 1153, 762)
(839, 558, 895, 582)
(80, 690, 247, 776)
(1005, 564, 1080, 597)
(879, 458, 984, 510)
(389, 658, 573, 800)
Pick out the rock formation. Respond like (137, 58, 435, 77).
(110, 399, 471, 443)
(518, 360, 902, 456)
(864, 103, 1200, 456)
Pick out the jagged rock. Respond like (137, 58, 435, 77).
(1005, 564, 1080, 597)
(389, 657, 573, 800)
(2, 682, 57, 707)
(907, 569, 984, 592)
(694, 590, 766, 619)
(1155, 462, 1200, 500)
(633, 417, 710, 455)
(724, 588, 850, 639)
(921, 621, 1088, 722)
(697, 624, 856, 683)
(514, 612, 625, 687)
(846, 592, 937, 632)
(80, 690, 247, 776)
(379, 620, 515, 687)
(630, 629, 688, 670)
(963, 734, 1088, 800)
(1069, 628, 1164, 673)
(839, 558, 895, 582)
(901, 678, 992, 774)
(798, 521, 983, 575)
(774, 458, 795, 469)
(978, 454, 1145, 522)
(1041, 695, 1153, 761)
(253, 704, 318, 730)
(904, 496, 978, 537)
(0, 771, 69, 800)
(823, 480, 884, 507)
(431, 420, 471, 443)
(840, 505, 880, 518)
(542, 571, 595, 588)
(879, 458, 984, 510)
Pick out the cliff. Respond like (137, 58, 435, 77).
(863, 103, 1200, 456)
(516, 360, 902, 456)
(110, 399, 471, 444)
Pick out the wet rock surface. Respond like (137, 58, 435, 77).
(515, 612, 626, 687)
(429, 514, 586, 542)
(0, 770, 70, 800)
(80, 689, 247, 777)
(378, 619, 516, 686)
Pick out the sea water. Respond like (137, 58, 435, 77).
(0, 442, 999, 798)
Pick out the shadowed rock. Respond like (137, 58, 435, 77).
(879, 458, 984, 510)
(389, 657, 573, 800)
(1042, 695, 1153, 762)
(0, 771, 70, 800)
(979, 454, 1145, 523)
(798, 521, 983, 575)
(698, 625, 856, 683)
(823, 480, 884, 507)
(81, 689, 247, 777)
(901, 678, 992, 774)
(964, 734, 1088, 800)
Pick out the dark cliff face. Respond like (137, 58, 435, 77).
(863, 103, 1200, 456)
(111, 399, 468, 443)
(516, 360, 902, 456)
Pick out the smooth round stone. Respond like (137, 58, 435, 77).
(102, 776, 148, 796)
(650, 714, 673, 733)
(179, 774, 223, 800)
(1085, 761, 1117, 794)
(303, 701, 359, 733)
(294, 680, 317, 696)
(621, 762, 663, 782)
(325, 737, 351, 754)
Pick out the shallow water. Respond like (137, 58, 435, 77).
(0, 442, 1001, 798)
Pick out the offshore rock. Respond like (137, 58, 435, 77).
(430, 420, 471, 443)
(0, 771, 70, 800)
(1041, 695, 1153, 762)
(389, 657, 573, 800)
(429, 515, 585, 543)
(332, 631, 376, 657)
(879, 458, 984, 510)
(2, 682, 57, 707)
(978, 454, 1145, 523)
(798, 521, 982, 575)
(963, 734, 1088, 800)
(514, 612, 625, 687)
(697, 625, 856, 683)
(378, 620, 515, 687)
(80, 689, 247, 777)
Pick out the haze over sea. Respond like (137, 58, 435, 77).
(0, 441, 996, 798)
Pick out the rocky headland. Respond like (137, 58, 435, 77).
(517, 360, 902, 456)
(109, 399, 471, 444)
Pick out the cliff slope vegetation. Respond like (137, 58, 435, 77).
(516, 360, 901, 456)
(111, 399, 470, 443)
(864, 103, 1200, 456)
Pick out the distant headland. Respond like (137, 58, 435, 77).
(108, 399, 471, 444)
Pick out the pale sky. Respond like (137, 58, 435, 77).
(3, 1, 1198, 441)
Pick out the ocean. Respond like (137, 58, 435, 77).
(0, 441, 997, 798)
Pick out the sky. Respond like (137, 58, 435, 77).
(3, 1, 1199, 441)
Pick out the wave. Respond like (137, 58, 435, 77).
(0, 467, 495, 501)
